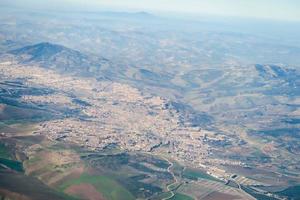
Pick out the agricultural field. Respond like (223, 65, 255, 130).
(0, 124, 185, 200)
(60, 173, 134, 200)
(1, 122, 248, 200)
(170, 193, 194, 200)
(1, 6, 300, 199)
(182, 168, 220, 182)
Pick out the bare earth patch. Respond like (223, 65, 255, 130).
(65, 183, 105, 200)
(203, 191, 240, 200)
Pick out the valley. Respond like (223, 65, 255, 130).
(0, 57, 298, 200)
(0, 6, 300, 200)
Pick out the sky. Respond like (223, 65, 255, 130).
(1, 0, 300, 22)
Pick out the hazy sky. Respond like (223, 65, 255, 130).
(2, 0, 300, 21)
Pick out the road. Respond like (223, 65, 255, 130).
(161, 157, 178, 200)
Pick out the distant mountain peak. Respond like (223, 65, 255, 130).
(9, 42, 74, 57)
(94, 11, 155, 19)
(33, 42, 63, 49)
(8, 42, 110, 76)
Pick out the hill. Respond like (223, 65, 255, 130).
(8, 42, 110, 76)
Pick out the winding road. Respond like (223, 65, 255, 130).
(161, 157, 177, 200)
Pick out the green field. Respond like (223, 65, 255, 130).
(0, 171, 75, 200)
(0, 143, 11, 159)
(59, 173, 135, 200)
(152, 191, 173, 200)
(277, 185, 300, 200)
(0, 158, 23, 172)
(182, 168, 220, 182)
(0, 143, 24, 172)
(171, 193, 194, 200)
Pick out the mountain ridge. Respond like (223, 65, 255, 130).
(8, 42, 110, 76)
